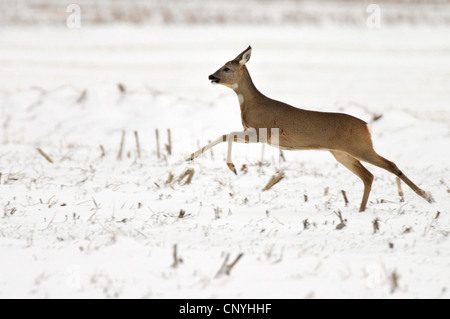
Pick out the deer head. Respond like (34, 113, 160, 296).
(208, 46, 252, 89)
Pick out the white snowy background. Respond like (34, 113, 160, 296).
(0, 0, 449, 298)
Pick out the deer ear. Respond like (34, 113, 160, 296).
(235, 46, 252, 65)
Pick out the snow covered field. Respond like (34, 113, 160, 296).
(0, 23, 449, 298)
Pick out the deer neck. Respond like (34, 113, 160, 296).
(231, 66, 263, 110)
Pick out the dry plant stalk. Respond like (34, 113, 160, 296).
(335, 210, 346, 230)
(215, 253, 244, 278)
(92, 197, 99, 209)
(155, 129, 160, 158)
(396, 177, 404, 202)
(372, 114, 383, 122)
(403, 226, 412, 233)
(261, 143, 265, 162)
(165, 173, 174, 185)
(390, 271, 399, 293)
(165, 129, 172, 156)
(215, 254, 230, 278)
(208, 140, 214, 159)
(134, 131, 141, 158)
(225, 253, 243, 275)
(76, 89, 87, 103)
(99, 144, 105, 157)
(117, 83, 126, 93)
(373, 218, 380, 234)
(341, 190, 349, 206)
(262, 171, 285, 191)
(36, 148, 53, 163)
(214, 207, 222, 219)
(178, 209, 186, 219)
(279, 150, 286, 162)
(171, 244, 183, 268)
(258, 143, 266, 168)
(117, 130, 125, 160)
(178, 168, 195, 185)
(303, 219, 310, 230)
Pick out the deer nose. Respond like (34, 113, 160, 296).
(209, 74, 220, 84)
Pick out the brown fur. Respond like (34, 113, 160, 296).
(192, 46, 433, 211)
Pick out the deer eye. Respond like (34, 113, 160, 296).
(224, 67, 230, 72)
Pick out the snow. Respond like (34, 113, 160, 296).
(0, 23, 449, 298)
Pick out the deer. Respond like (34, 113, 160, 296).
(186, 46, 434, 212)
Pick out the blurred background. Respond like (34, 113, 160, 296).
(2, 0, 450, 26)
(0, 0, 449, 122)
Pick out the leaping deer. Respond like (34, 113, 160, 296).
(187, 46, 433, 212)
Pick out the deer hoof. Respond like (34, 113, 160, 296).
(425, 192, 435, 203)
(227, 163, 237, 175)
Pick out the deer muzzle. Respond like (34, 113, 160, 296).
(209, 74, 220, 84)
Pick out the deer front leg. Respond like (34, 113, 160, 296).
(187, 129, 259, 174)
(226, 136, 237, 174)
(186, 134, 227, 161)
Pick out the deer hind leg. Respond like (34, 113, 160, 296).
(355, 149, 434, 204)
(330, 150, 374, 212)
